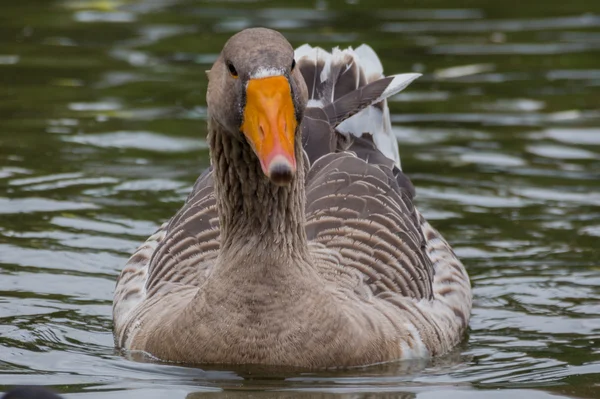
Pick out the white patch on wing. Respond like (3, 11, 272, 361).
(354, 44, 384, 81)
(294, 43, 314, 60)
(400, 323, 430, 359)
(251, 67, 285, 79)
(307, 99, 324, 108)
(337, 106, 384, 138)
(379, 73, 421, 102)
(319, 50, 333, 83)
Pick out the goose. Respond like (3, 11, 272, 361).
(112, 28, 471, 368)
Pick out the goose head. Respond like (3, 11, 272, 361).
(207, 28, 308, 186)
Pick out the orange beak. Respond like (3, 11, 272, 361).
(241, 75, 297, 185)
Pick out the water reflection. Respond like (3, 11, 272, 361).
(1, 0, 599, 398)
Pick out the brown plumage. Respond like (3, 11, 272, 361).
(112, 28, 472, 368)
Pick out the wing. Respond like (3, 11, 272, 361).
(113, 167, 220, 343)
(146, 167, 220, 296)
(296, 44, 462, 309)
(304, 151, 433, 301)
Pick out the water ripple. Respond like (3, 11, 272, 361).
(0, 0, 598, 398)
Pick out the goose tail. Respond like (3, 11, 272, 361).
(295, 44, 419, 169)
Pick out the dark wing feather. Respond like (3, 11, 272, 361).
(145, 167, 220, 296)
(296, 47, 328, 102)
(296, 46, 432, 301)
(301, 108, 337, 164)
(327, 50, 362, 101)
(347, 134, 416, 199)
(304, 152, 433, 301)
(323, 77, 393, 127)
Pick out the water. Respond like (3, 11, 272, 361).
(1, 0, 599, 397)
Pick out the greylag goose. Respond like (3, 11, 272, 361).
(113, 28, 471, 368)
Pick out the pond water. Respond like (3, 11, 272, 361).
(1, 0, 599, 398)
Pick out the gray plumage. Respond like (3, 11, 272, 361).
(113, 28, 472, 368)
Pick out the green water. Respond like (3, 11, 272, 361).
(1, 0, 599, 398)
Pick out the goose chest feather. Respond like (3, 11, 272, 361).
(112, 28, 472, 368)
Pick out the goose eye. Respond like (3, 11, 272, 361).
(291, 59, 296, 71)
(227, 61, 238, 78)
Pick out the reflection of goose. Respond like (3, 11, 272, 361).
(1, 387, 63, 399)
(186, 392, 415, 399)
(113, 28, 471, 368)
